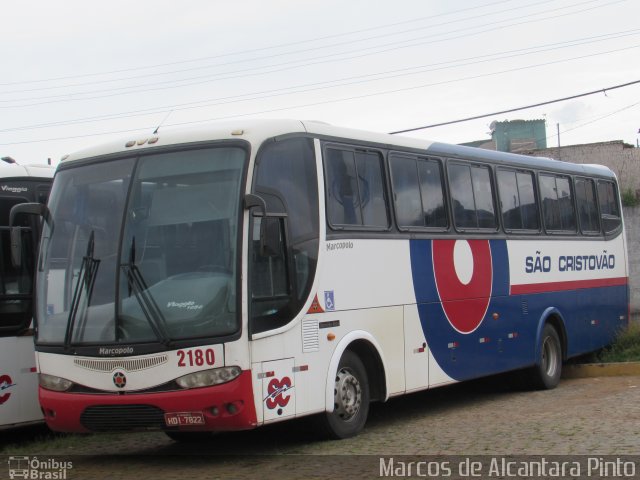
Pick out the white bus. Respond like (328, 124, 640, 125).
(13, 120, 628, 440)
(0, 159, 53, 430)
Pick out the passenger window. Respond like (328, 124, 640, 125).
(575, 178, 600, 234)
(539, 173, 576, 233)
(325, 147, 389, 229)
(597, 180, 621, 234)
(390, 154, 446, 229)
(497, 169, 539, 231)
(448, 162, 497, 230)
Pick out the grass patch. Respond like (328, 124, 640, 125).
(593, 322, 640, 363)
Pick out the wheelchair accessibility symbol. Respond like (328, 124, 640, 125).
(324, 291, 335, 311)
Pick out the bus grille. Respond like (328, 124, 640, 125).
(80, 405, 165, 432)
(74, 355, 168, 372)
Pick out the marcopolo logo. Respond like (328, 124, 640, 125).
(7, 456, 73, 479)
(98, 346, 134, 356)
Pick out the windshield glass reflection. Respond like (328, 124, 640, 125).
(37, 147, 245, 346)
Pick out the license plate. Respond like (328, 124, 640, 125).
(164, 412, 205, 426)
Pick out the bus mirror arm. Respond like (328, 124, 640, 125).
(10, 202, 51, 227)
(9, 202, 52, 268)
(243, 194, 286, 257)
(243, 194, 267, 217)
(244, 193, 270, 255)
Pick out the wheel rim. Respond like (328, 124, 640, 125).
(542, 336, 559, 378)
(334, 367, 362, 421)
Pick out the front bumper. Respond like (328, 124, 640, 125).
(39, 370, 257, 433)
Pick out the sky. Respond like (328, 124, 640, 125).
(1, 0, 639, 167)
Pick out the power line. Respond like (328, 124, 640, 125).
(2, 30, 637, 133)
(388, 80, 640, 134)
(0, 0, 625, 106)
(2, 75, 638, 147)
(0, 0, 530, 87)
(1, 0, 551, 93)
(549, 100, 640, 141)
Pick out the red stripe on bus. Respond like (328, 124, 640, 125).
(510, 277, 628, 295)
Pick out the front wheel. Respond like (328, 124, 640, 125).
(529, 324, 563, 390)
(315, 350, 370, 439)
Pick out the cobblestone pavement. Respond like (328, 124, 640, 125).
(1, 375, 639, 479)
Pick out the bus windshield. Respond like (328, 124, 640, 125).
(36, 146, 246, 347)
(0, 194, 35, 333)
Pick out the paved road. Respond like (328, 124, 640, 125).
(1, 375, 639, 479)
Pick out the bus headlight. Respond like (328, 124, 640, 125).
(176, 366, 242, 389)
(39, 373, 74, 392)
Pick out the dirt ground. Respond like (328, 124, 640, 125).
(2, 374, 639, 479)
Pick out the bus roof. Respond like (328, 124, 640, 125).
(59, 119, 616, 179)
(0, 162, 55, 180)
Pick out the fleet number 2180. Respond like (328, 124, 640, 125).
(177, 348, 215, 367)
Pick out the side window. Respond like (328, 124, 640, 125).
(325, 147, 389, 229)
(539, 173, 576, 233)
(251, 137, 319, 334)
(389, 154, 447, 229)
(250, 216, 288, 299)
(597, 180, 621, 234)
(497, 169, 539, 231)
(448, 162, 497, 230)
(575, 178, 600, 234)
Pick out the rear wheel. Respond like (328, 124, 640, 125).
(315, 350, 370, 439)
(529, 323, 563, 390)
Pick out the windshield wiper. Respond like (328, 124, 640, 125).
(120, 236, 171, 347)
(64, 230, 100, 349)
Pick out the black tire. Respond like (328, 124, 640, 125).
(164, 431, 216, 442)
(529, 323, 563, 390)
(315, 350, 370, 439)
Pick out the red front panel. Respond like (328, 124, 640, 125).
(39, 370, 257, 433)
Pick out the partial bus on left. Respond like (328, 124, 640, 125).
(0, 159, 54, 430)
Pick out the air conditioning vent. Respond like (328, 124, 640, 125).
(302, 319, 319, 352)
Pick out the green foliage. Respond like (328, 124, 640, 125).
(621, 188, 639, 207)
(595, 322, 640, 363)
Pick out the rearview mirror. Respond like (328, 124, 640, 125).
(10, 226, 24, 267)
(9, 202, 51, 267)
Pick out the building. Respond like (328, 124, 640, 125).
(460, 119, 547, 153)
(530, 141, 640, 196)
(461, 119, 640, 195)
